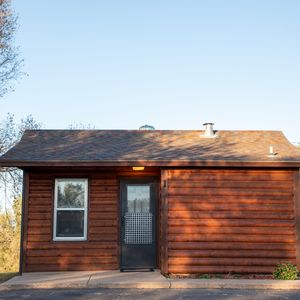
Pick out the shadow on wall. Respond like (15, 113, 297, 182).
(165, 168, 296, 275)
(20, 131, 298, 273)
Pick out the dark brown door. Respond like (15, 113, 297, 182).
(120, 178, 157, 270)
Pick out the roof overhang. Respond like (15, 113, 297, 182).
(1, 160, 300, 168)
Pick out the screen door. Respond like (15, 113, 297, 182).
(120, 179, 157, 270)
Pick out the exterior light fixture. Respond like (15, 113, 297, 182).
(132, 166, 145, 171)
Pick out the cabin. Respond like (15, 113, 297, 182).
(1, 123, 300, 275)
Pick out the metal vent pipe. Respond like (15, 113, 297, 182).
(203, 123, 215, 137)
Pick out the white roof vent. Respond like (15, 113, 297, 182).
(202, 122, 217, 138)
(139, 124, 155, 130)
(267, 145, 278, 158)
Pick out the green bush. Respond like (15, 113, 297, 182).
(197, 274, 210, 279)
(273, 263, 299, 280)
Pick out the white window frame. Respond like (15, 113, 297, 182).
(53, 178, 88, 241)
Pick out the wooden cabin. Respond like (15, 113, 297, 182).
(1, 123, 300, 275)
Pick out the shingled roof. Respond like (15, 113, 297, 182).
(0, 129, 300, 167)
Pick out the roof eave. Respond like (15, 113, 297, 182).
(1, 160, 300, 168)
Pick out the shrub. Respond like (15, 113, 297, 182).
(197, 274, 210, 279)
(273, 263, 298, 280)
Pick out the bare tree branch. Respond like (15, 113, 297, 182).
(0, 0, 23, 97)
(0, 114, 41, 210)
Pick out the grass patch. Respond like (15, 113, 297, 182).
(0, 272, 18, 284)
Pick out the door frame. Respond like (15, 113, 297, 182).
(119, 177, 158, 270)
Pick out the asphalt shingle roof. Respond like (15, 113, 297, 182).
(0, 129, 300, 167)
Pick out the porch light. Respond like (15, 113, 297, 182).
(132, 166, 145, 171)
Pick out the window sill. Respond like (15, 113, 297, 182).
(53, 237, 87, 242)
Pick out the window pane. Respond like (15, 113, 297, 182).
(56, 211, 84, 237)
(57, 180, 85, 208)
(127, 185, 150, 213)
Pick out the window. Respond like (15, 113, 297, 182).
(53, 179, 88, 241)
(127, 185, 150, 213)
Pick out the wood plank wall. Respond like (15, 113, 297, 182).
(25, 172, 118, 271)
(162, 169, 297, 274)
(24, 168, 159, 272)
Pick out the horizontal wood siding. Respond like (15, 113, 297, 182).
(164, 169, 297, 274)
(25, 171, 119, 272)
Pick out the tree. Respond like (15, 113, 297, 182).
(0, 114, 41, 212)
(0, 196, 21, 272)
(68, 122, 95, 129)
(0, 114, 40, 272)
(0, 0, 23, 97)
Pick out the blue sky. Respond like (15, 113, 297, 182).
(1, 1, 300, 143)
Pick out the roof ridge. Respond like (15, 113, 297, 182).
(23, 129, 284, 133)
